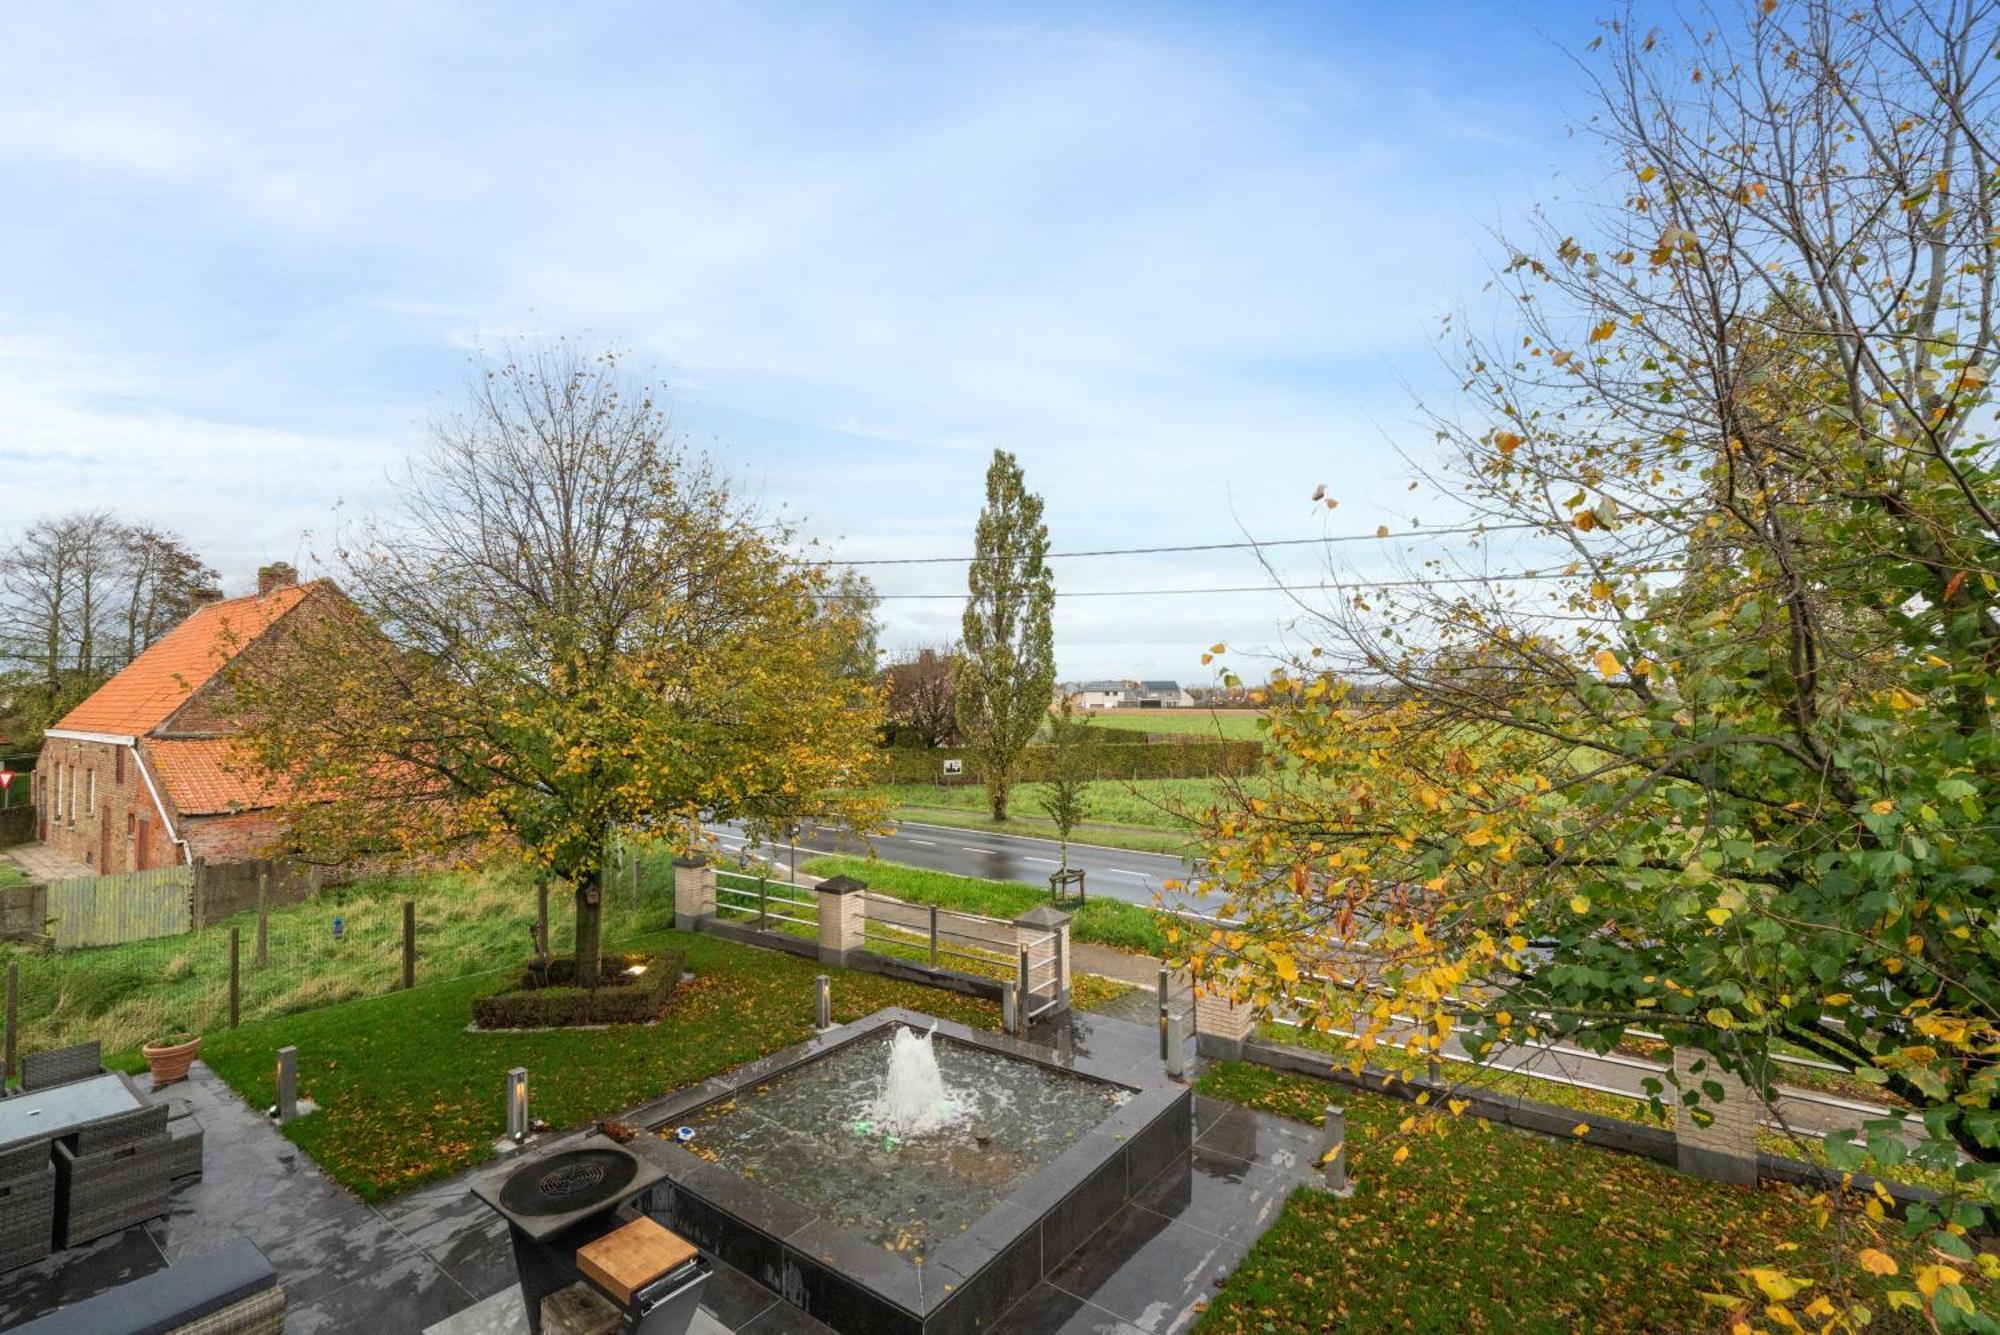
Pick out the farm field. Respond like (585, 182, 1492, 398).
(1083, 707, 1266, 740)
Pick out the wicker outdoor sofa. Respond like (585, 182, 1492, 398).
(14, 1237, 284, 1334)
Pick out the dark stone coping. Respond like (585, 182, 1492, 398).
(1236, 1035, 1954, 1226)
(639, 1006, 1191, 1335)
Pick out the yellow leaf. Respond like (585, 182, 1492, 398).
(1857, 1248, 1899, 1277)
(1890, 687, 1923, 712)
(1571, 1122, 1590, 1137)
(1391, 1145, 1410, 1164)
(1706, 907, 1733, 926)
(1746, 1268, 1807, 1302)
(1495, 431, 1523, 455)
(1637, 165, 1657, 182)
(1570, 895, 1591, 915)
(1589, 318, 1617, 342)
(1870, 799, 1895, 815)
(1594, 649, 1624, 677)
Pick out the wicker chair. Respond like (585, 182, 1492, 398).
(54, 1104, 170, 1248)
(0, 1138, 54, 1272)
(20, 1043, 103, 1094)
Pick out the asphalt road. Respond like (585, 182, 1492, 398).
(706, 819, 1214, 913)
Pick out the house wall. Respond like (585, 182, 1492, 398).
(33, 737, 177, 872)
(182, 809, 289, 865)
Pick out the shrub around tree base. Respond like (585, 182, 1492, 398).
(471, 951, 684, 1029)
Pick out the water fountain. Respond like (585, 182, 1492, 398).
(644, 1008, 1191, 1335)
(866, 1024, 965, 1139)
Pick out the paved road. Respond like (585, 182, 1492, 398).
(707, 819, 1214, 913)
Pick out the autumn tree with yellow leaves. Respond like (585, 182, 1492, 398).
(228, 343, 884, 986)
(1184, 1, 2000, 1327)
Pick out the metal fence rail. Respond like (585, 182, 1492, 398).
(715, 873, 820, 932)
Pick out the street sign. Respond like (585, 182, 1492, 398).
(0, 770, 13, 790)
(942, 759, 964, 777)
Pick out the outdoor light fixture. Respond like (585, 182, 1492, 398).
(814, 974, 831, 1030)
(506, 1067, 530, 1144)
(331, 915, 344, 942)
(626, 963, 647, 976)
(274, 1046, 298, 1122)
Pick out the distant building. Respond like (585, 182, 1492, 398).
(34, 564, 332, 871)
(1065, 679, 1193, 709)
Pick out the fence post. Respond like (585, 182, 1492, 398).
(3, 961, 15, 1085)
(402, 900, 416, 989)
(1017, 947, 1032, 1035)
(1165, 1009, 1187, 1079)
(536, 883, 549, 958)
(928, 905, 939, 969)
(254, 864, 269, 970)
(191, 857, 207, 931)
(758, 873, 769, 931)
(1055, 929, 1069, 1008)
(228, 928, 240, 1029)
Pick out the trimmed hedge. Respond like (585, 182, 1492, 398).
(876, 739, 1261, 784)
(471, 951, 683, 1029)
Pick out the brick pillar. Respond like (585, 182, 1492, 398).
(1673, 1048, 1759, 1185)
(1194, 983, 1256, 1060)
(672, 857, 714, 926)
(816, 875, 867, 967)
(1013, 906, 1072, 1011)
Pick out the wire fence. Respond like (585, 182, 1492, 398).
(3, 849, 679, 1061)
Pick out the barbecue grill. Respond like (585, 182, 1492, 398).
(472, 1134, 707, 1335)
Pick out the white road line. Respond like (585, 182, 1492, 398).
(897, 838, 936, 847)
(960, 845, 999, 856)
(1022, 856, 1059, 866)
(1108, 868, 1152, 878)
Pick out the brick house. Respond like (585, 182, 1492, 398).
(33, 565, 333, 871)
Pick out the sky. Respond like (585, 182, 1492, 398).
(0, 1, 1610, 682)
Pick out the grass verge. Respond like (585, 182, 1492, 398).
(202, 928, 998, 1201)
(799, 855, 1172, 955)
(1195, 1062, 1948, 1334)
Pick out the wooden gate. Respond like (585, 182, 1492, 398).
(45, 866, 194, 948)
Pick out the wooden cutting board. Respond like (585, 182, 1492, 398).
(576, 1216, 699, 1305)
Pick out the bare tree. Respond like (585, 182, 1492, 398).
(119, 527, 220, 660)
(882, 645, 960, 747)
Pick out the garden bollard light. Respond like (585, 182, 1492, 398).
(1001, 980, 1018, 1035)
(815, 974, 831, 1030)
(274, 1046, 298, 1121)
(507, 1067, 530, 1144)
(1321, 1105, 1353, 1197)
(1165, 1009, 1187, 1080)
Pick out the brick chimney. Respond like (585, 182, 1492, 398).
(187, 586, 225, 612)
(257, 562, 298, 597)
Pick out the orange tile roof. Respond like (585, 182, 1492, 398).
(53, 583, 316, 737)
(139, 738, 287, 817)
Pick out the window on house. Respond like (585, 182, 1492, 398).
(115, 748, 124, 785)
(86, 769, 96, 816)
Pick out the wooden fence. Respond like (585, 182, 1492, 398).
(44, 866, 194, 948)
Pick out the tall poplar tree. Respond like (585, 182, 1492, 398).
(955, 450, 1055, 820)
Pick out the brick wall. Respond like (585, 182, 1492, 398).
(33, 737, 175, 873)
(182, 810, 289, 865)
(1672, 1047, 1760, 1184)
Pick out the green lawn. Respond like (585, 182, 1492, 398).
(202, 928, 999, 1201)
(800, 855, 1172, 955)
(0, 860, 26, 891)
(870, 774, 1272, 855)
(6, 857, 678, 1058)
(1085, 708, 1267, 740)
(1195, 1062, 1944, 1334)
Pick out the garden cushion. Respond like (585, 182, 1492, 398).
(12, 1237, 278, 1334)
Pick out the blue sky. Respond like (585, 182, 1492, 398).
(0, 1, 1608, 680)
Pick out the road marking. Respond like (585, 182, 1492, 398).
(1022, 856, 1059, 865)
(1108, 868, 1152, 878)
(897, 838, 936, 847)
(960, 845, 1000, 855)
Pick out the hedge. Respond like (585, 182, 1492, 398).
(471, 951, 683, 1029)
(874, 739, 1262, 785)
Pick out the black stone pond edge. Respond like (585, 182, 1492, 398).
(621, 1006, 1192, 1335)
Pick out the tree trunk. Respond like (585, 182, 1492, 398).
(574, 880, 602, 987)
(989, 772, 1010, 821)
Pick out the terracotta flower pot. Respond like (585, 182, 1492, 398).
(142, 1035, 202, 1088)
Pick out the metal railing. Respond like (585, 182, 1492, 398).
(860, 893, 1016, 973)
(1018, 928, 1064, 1025)
(715, 872, 820, 933)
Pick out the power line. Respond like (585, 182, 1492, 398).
(802, 522, 1543, 567)
(851, 568, 1683, 600)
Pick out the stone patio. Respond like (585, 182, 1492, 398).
(2, 842, 92, 882)
(0, 1012, 1314, 1334)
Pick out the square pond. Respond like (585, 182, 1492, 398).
(668, 1024, 1129, 1257)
